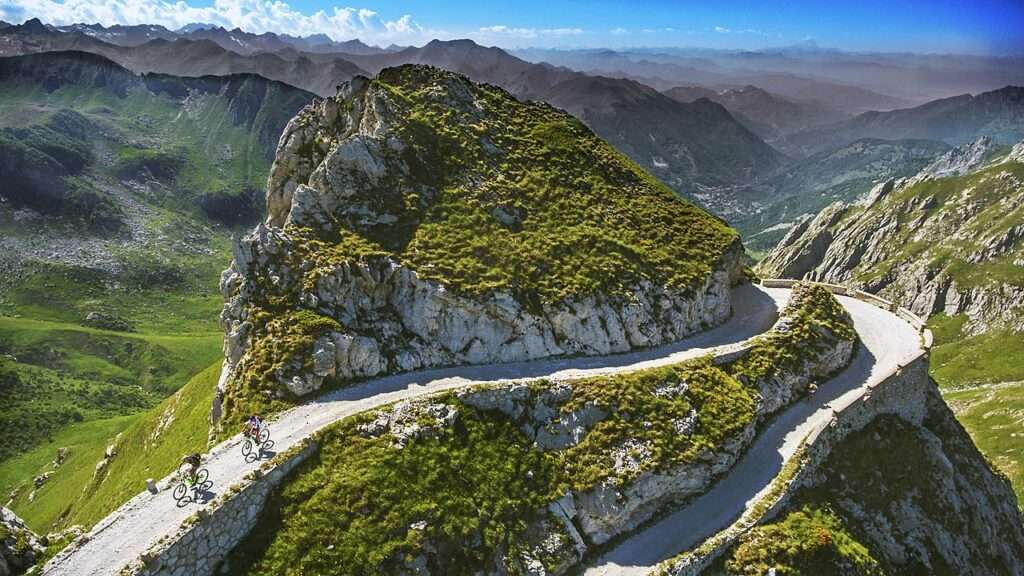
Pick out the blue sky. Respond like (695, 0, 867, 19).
(3, 0, 1023, 54)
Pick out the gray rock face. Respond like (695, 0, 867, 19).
(1, 507, 44, 576)
(756, 202, 849, 280)
(356, 399, 460, 448)
(910, 136, 995, 182)
(798, 389, 1024, 576)
(219, 225, 741, 401)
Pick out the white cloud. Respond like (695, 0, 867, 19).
(640, 27, 676, 35)
(476, 24, 583, 39)
(714, 24, 770, 36)
(0, 0, 434, 44)
(610, 27, 628, 36)
(0, 1, 595, 47)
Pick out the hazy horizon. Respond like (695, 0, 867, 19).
(2, 0, 1023, 56)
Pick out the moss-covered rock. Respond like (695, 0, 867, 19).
(0, 507, 44, 575)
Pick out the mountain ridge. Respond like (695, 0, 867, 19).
(778, 85, 1024, 155)
(0, 28, 784, 193)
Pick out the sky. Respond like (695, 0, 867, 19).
(2, 0, 1023, 55)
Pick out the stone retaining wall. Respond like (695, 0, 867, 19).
(661, 279, 933, 575)
(124, 442, 318, 576)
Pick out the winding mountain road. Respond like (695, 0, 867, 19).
(42, 284, 919, 576)
(583, 293, 922, 576)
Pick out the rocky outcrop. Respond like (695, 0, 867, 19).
(217, 65, 744, 420)
(908, 135, 995, 183)
(219, 225, 741, 402)
(757, 137, 1024, 335)
(755, 202, 849, 280)
(768, 388, 1024, 576)
(1, 507, 44, 576)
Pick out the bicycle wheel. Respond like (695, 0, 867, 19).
(258, 427, 270, 444)
(172, 482, 187, 501)
(242, 439, 252, 457)
(195, 468, 209, 485)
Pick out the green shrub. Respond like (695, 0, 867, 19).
(229, 406, 558, 575)
(724, 506, 882, 575)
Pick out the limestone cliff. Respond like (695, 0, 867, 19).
(757, 137, 1024, 337)
(216, 65, 743, 426)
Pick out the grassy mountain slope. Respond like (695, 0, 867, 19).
(357, 65, 740, 298)
(0, 51, 310, 494)
(0, 363, 220, 533)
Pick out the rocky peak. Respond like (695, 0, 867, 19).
(909, 135, 995, 183)
(1001, 140, 1024, 165)
(217, 64, 744, 426)
(265, 66, 480, 233)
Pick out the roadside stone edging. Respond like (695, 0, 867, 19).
(121, 441, 318, 576)
(658, 279, 933, 575)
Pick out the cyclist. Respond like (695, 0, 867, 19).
(180, 453, 201, 485)
(244, 414, 264, 439)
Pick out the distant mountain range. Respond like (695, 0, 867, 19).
(513, 46, 1024, 112)
(0, 19, 368, 96)
(663, 84, 850, 140)
(12, 19, 395, 55)
(778, 86, 1024, 156)
(0, 24, 785, 194)
(4, 17, 1024, 225)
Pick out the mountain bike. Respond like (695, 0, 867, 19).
(172, 463, 210, 503)
(241, 424, 271, 458)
